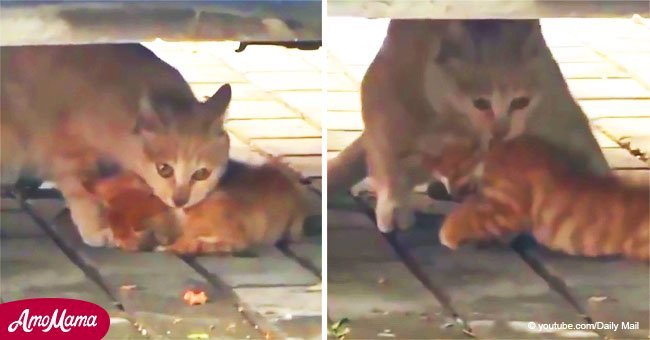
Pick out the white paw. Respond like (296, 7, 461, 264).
(438, 229, 455, 249)
(376, 204, 396, 233)
(79, 227, 116, 247)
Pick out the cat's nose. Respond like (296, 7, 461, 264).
(172, 186, 190, 207)
(172, 195, 189, 207)
(491, 115, 510, 140)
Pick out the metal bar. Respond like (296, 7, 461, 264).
(352, 195, 475, 337)
(509, 235, 599, 328)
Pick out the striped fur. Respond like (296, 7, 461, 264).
(439, 136, 649, 261)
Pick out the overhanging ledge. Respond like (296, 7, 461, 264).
(0, 1, 322, 46)
(327, 0, 650, 19)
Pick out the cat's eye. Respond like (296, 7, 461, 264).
(509, 97, 531, 112)
(472, 98, 491, 111)
(192, 168, 211, 181)
(156, 163, 174, 178)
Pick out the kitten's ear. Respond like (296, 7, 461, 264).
(135, 92, 165, 133)
(204, 84, 232, 136)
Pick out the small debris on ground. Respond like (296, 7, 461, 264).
(120, 284, 137, 291)
(419, 313, 433, 321)
(377, 277, 387, 285)
(187, 333, 209, 339)
(226, 323, 237, 333)
(377, 329, 395, 338)
(183, 289, 208, 305)
(588, 295, 617, 303)
(370, 307, 384, 314)
(329, 318, 351, 339)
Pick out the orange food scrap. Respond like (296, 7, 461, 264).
(183, 289, 208, 305)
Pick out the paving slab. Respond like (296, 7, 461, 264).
(0, 209, 45, 238)
(228, 100, 300, 120)
(283, 156, 323, 177)
(196, 247, 322, 339)
(579, 99, 650, 119)
(45, 211, 260, 339)
(251, 137, 323, 156)
(603, 148, 648, 168)
(226, 119, 321, 140)
(0, 206, 144, 339)
(327, 130, 361, 151)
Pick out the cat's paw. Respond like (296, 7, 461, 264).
(163, 236, 235, 255)
(438, 231, 457, 249)
(376, 203, 414, 233)
(79, 227, 116, 247)
(67, 198, 115, 247)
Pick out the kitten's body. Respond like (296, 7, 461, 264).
(439, 137, 649, 261)
(1, 44, 231, 246)
(87, 159, 320, 254)
(327, 20, 608, 233)
(168, 158, 320, 254)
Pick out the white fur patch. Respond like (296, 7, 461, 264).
(173, 208, 187, 224)
(197, 236, 219, 243)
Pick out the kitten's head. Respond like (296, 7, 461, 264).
(424, 20, 546, 142)
(133, 84, 232, 208)
(418, 133, 484, 198)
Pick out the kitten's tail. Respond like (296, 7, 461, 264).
(327, 134, 367, 195)
(266, 156, 321, 217)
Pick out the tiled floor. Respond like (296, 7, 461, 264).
(327, 18, 650, 339)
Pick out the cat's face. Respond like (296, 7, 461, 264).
(424, 20, 545, 142)
(133, 84, 232, 208)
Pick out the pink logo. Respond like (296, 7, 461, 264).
(0, 298, 110, 339)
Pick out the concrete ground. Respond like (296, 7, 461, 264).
(0, 42, 323, 339)
(327, 17, 650, 339)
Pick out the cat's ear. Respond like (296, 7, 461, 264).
(435, 21, 465, 64)
(135, 92, 165, 134)
(435, 39, 463, 63)
(204, 84, 232, 136)
(521, 20, 543, 60)
(204, 83, 232, 116)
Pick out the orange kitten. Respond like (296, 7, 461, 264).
(166, 158, 320, 255)
(88, 158, 319, 254)
(84, 175, 174, 251)
(438, 136, 649, 261)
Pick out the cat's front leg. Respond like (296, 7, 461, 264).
(55, 176, 115, 247)
(367, 151, 416, 233)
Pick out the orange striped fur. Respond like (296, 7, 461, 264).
(439, 136, 649, 261)
(86, 158, 319, 254)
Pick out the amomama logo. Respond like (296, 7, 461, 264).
(0, 298, 110, 340)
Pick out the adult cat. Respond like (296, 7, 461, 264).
(1, 44, 231, 246)
(327, 20, 608, 233)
